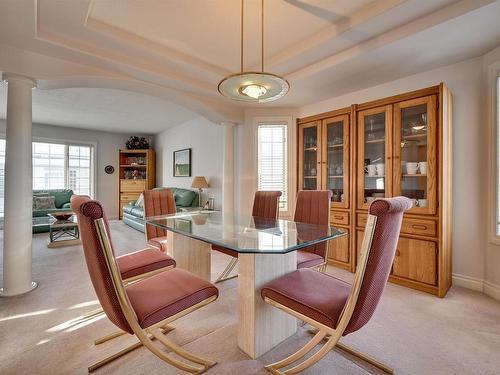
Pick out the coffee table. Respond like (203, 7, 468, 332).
(33, 213, 81, 248)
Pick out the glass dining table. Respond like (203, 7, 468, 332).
(146, 210, 346, 359)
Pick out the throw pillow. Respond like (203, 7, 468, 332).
(136, 193, 144, 207)
(33, 196, 56, 210)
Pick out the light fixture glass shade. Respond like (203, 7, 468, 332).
(218, 72, 289, 103)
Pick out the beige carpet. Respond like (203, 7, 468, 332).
(1, 221, 500, 375)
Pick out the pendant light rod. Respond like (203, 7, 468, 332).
(240, 0, 244, 73)
(261, 0, 264, 72)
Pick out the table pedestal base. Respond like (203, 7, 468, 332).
(238, 252, 297, 359)
(166, 231, 211, 281)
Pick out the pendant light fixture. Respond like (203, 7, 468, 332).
(218, 0, 289, 103)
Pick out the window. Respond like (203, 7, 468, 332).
(257, 124, 288, 211)
(32, 141, 94, 196)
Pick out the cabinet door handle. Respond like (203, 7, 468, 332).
(334, 215, 344, 220)
(395, 250, 401, 256)
(412, 224, 428, 230)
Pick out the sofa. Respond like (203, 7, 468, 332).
(32, 189, 74, 233)
(122, 187, 199, 233)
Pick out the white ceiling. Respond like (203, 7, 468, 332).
(0, 0, 499, 132)
(0, 82, 199, 134)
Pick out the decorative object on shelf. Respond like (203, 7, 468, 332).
(191, 176, 209, 207)
(125, 136, 150, 150)
(218, 0, 289, 103)
(173, 148, 191, 177)
(104, 165, 114, 174)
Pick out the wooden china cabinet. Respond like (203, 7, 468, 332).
(298, 108, 352, 270)
(298, 84, 452, 297)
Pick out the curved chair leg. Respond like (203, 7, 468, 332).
(94, 324, 174, 345)
(215, 257, 238, 283)
(283, 333, 341, 374)
(138, 331, 208, 374)
(264, 330, 327, 373)
(151, 328, 216, 368)
(89, 341, 143, 372)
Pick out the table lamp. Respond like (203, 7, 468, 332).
(191, 176, 209, 207)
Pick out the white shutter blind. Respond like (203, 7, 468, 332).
(257, 124, 288, 211)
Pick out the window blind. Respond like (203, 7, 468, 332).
(257, 124, 288, 211)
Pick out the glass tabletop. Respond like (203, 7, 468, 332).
(146, 210, 346, 254)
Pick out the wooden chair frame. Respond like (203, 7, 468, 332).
(263, 214, 394, 374)
(90, 218, 217, 374)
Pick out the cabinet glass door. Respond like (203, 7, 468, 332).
(357, 105, 392, 209)
(394, 96, 437, 214)
(299, 122, 321, 190)
(322, 115, 349, 208)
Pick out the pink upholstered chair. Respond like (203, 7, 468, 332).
(75, 198, 219, 373)
(143, 189, 176, 252)
(294, 190, 332, 272)
(71, 195, 177, 345)
(261, 197, 412, 374)
(213, 190, 282, 283)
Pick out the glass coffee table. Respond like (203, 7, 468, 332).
(33, 212, 81, 248)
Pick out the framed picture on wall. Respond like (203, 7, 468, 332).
(173, 148, 192, 177)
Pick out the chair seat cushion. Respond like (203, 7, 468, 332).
(261, 268, 351, 329)
(212, 244, 238, 258)
(127, 268, 218, 328)
(116, 248, 175, 280)
(148, 236, 168, 251)
(297, 250, 325, 269)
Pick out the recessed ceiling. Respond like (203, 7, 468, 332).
(0, 0, 499, 132)
(0, 82, 198, 134)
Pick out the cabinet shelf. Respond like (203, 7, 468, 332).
(327, 144, 344, 148)
(403, 133, 427, 140)
(328, 175, 344, 178)
(365, 175, 384, 178)
(120, 164, 147, 168)
(303, 176, 317, 179)
(304, 147, 318, 151)
(365, 138, 385, 144)
(402, 174, 427, 177)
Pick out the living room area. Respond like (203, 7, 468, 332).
(2, 1, 500, 375)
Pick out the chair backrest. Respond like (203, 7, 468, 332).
(344, 197, 411, 335)
(143, 189, 176, 240)
(293, 190, 332, 258)
(252, 191, 282, 219)
(70, 195, 133, 334)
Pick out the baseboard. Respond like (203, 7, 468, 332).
(452, 273, 484, 291)
(484, 281, 500, 301)
(452, 273, 500, 301)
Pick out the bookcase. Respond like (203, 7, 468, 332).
(118, 149, 155, 219)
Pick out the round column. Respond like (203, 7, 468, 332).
(221, 122, 235, 214)
(0, 73, 37, 297)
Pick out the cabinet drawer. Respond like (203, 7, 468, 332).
(393, 237, 437, 285)
(331, 211, 349, 226)
(357, 213, 367, 228)
(401, 218, 436, 237)
(120, 179, 146, 192)
(120, 193, 141, 202)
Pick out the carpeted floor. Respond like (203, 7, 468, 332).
(1, 221, 500, 375)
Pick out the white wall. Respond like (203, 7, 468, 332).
(299, 57, 487, 288)
(0, 119, 137, 219)
(155, 117, 223, 209)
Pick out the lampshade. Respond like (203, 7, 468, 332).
(191, 176, 209, 189)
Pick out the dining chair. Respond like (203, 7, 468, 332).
(261, 197, 412, 374)
(76, 198, 219, 373)
(71, 195, 177, 345)
(212, 190, 282, 283)
(294, 190, 332, 272)
(143, 189, 177, 252)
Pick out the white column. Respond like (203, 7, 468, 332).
(221, 122, 235, 213)
(0, 73, 37, 297)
